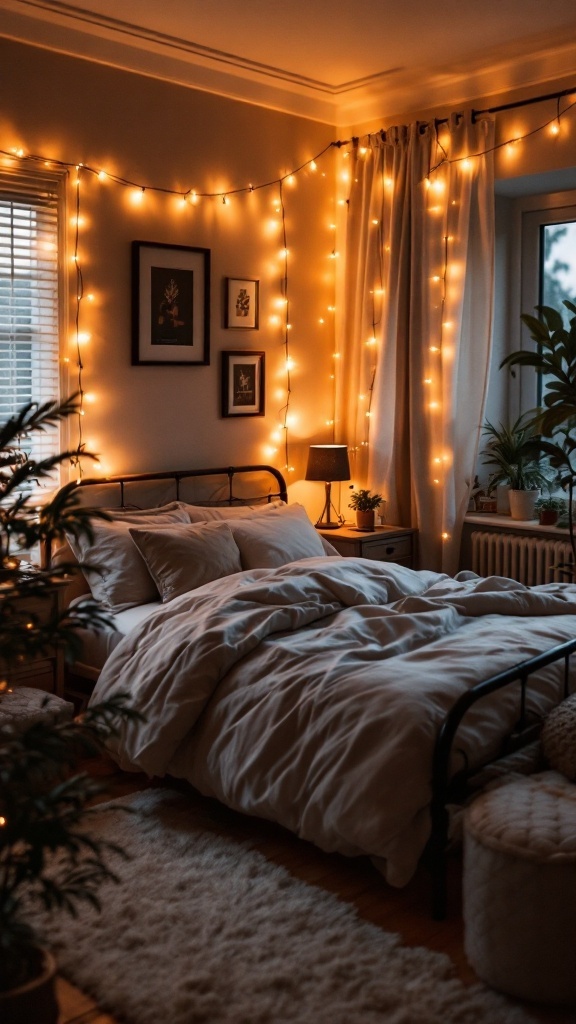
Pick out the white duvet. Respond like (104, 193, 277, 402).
(91, 557, 576, 886)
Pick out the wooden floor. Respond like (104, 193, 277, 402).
(56, 755, 573, 1024)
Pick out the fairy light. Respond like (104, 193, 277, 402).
(7, 91, 572, 496)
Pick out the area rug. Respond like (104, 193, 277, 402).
(32, 788, 538, 1024)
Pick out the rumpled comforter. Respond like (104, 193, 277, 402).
(91, 557, 576, 886)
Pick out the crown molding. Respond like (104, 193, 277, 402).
(2, 0, 576, 131)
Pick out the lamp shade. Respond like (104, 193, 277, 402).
(305, 445, 350, 482)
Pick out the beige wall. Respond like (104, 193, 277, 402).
(0, 38, 339, 511)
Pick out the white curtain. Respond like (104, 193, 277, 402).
(338, 114, 495, 573)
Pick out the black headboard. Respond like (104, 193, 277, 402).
(69, 463, 288, 509)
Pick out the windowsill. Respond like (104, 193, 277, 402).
(464, 513, 570, 535)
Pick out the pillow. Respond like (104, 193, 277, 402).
(129, 521, 243, 602)
(104, 501, 188, 521)
(66, 505, 191, 611)
(227, 503, 326, 569)
(183, 499, 285, 523)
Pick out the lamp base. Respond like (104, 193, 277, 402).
(314, 483, 344, 530)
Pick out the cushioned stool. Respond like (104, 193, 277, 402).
(463, 772, 576, 1006)
(0, 686, 74, 734)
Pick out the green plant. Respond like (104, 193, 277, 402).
(480, 415, 554, 492)
(0, 697, 136, 992)
(0, 395, 113, 676)
(348, 488, 383, 512)
(533, 495, 567, 513)
(0, 395, 139, 996)
(500, 300, 576, 572)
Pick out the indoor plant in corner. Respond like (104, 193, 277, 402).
(348, 488, 383, 531)
(480, 415, 554, 521)
(500, 299, 576, 573)
(0, 396, 136, 1024)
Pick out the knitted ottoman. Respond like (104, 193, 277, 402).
(0, 686, 74, 734)
(463, 772, 576, 1006)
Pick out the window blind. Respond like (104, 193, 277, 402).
(0, 166, 64, 467)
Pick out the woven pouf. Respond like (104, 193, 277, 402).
(463, 772, 576, 1006)
(0, 686, 74, 734)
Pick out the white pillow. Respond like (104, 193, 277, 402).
(129, 521, 243, 602)
(67, 506, 191, 611)
(227, 503, 326, 569)
(183, 499, 285, 523)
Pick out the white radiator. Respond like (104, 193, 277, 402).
(471, 530, 574, 586)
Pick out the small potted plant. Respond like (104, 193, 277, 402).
(480, 416, 555, 521)
(533, 495, 567, 526)
(348, 488, 383, 531)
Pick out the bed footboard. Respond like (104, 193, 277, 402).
(427, 636, 576, 919)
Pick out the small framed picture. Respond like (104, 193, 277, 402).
(222, 350, 265, 417)
(132, 240, 210, 365)
(225, 277, 259, 330)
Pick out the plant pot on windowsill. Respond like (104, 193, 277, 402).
(508, 489, 540, 521)
(539, 509, 559, 526)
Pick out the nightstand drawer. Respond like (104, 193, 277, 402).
(361, 536, 412, 562)
(320, 526, 416, 568)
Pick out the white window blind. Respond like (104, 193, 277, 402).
(0, 166, 63, 465)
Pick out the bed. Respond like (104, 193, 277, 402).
(51, 464, 576, 917)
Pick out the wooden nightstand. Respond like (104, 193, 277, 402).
(319, 525, 417, 568)
(1, 573, 66, 698)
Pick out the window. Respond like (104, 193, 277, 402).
(488, 182, 576, 429)
(0, 166, 64, 466)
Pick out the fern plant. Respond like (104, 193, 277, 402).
(0, 395, 139, 999)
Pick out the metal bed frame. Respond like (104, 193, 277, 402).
(427, 636, 576, 918)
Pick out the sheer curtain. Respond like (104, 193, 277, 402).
(338, 114, 495, 573)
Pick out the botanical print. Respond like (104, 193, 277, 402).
(234, 287, 251, 320)
(233, 362, 256, 406)
(151, 266, 194, 346)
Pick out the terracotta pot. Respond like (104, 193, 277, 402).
(0, 949, 58, 1024)
(539, 509, 559, 526)
(508, 489, 540, 521)
(356, 510, 375, 531)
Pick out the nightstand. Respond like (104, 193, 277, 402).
(319, 525, 417, 568)
(1, 573, 67, 698)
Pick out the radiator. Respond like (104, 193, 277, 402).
(471, 530, 574, 586)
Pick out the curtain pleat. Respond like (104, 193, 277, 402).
(340, 115, 495, 572)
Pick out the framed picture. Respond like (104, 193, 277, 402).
(225, 277, 259, 330)
(132, 241, 210, 365)
(221, 350, 265, 417)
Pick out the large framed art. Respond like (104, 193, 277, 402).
(132, 241, 210, 365)
(221, 350, 265, 417)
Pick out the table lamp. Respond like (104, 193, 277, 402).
(305, 444, 350, 529)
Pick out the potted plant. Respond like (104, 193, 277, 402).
(480, 415, 554, 521)
(0, 395, 136, 1022)
(500, 299, 576, 572)
(533, 495, 567, 526)
(348, 488, 383, 531)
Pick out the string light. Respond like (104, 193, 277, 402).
(4, 84, 573, 495)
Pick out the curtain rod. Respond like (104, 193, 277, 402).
(472, 85, 576, 121)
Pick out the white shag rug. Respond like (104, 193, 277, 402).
(34, 788, 539, 1024)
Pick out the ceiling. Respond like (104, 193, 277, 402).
(2, 0, 576, 125)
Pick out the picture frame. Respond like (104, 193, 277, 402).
(225, 277, 259, 330)
(221, 350, 265, 417)
(132, 240, 210, 365)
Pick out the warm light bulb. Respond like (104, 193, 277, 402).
(98, 170, 108, 181)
